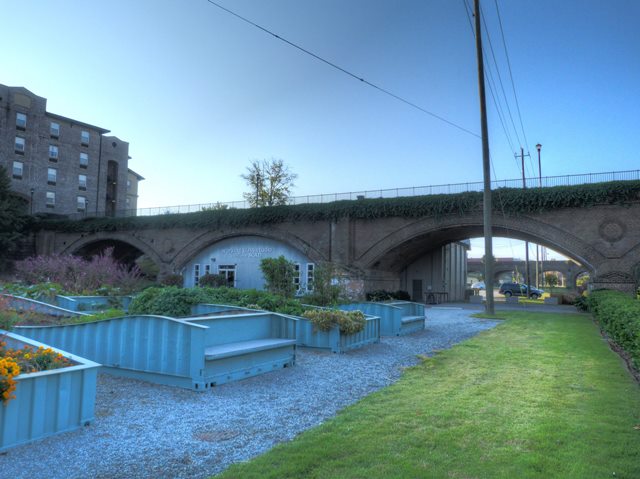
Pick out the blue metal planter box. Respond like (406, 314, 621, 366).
(15, 312, 297, 391)
(55, 295, 132, 312)
(294, 314, 380, 353)
(1, 293, 86, 318)
(0, 331, 100, 452)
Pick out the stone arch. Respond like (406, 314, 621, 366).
(355, 213, 603, 274)
(61, 233, 164, 272)
(171, 227, 326, 273)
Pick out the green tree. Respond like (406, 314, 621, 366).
(0, 166, 31, 270)
(305, 262, 347, 306)
(544, 273, 559, 292)
(260, 256, 296, 298)
(241, 158, 297, 207)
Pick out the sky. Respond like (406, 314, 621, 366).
(3, 0, 638, 260)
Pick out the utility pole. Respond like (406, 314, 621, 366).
(474, 0, 494, 315)
(518, 147, 532, 297)
(536, 143, 544, 288)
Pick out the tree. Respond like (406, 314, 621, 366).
(0, 166, 31, 270)
(241, 158, 297, 207)
(544, 273, 559, 291)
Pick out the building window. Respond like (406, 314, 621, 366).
(293, 263, 301, 292)
(46, 191, 56, 208)
(77, 196, 87, 212)
(194, 264, 201, 287)
(16, 112, 27, 130)
(204, 264, 211, 276)
(78, 174, 87, 190)
(49, 145, 59, 161)
(79, 152, 88, 168)
(218, 264, 236, 288)
(47, 168, 57, 185)
(14, 137, 25, 154)
(12, 161, 23, 179)
(306, 263, 315, 291)
(50, 122, 60, 138)
(127, 179, 132, 191)
(81, 130, 90, 146)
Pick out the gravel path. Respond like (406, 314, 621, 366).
(1, 308, 499, 479)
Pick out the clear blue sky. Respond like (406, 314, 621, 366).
(3, 0, 638, 259)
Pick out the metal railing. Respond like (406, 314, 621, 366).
(72, 169, 640, 220)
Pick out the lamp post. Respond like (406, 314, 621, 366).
(536, 144, 543, 288)
(30, 187, 34, 214)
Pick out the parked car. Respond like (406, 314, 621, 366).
(498, 282, 544, 299)
(471, 281, 485, 290)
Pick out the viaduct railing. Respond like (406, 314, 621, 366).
(78, 169, 640, 220)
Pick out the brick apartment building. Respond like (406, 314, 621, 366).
(0, 84, 143, 216)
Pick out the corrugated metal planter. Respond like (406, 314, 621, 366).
(15, 313, 297, 391)
(335, 302, 425, 336)
(295, 314, 380, 353)
(0, 331, 100, 452)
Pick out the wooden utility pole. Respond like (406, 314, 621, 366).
(474, 0, 494, 314)
(519, 147, 532, 296)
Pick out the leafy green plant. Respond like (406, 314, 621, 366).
(587, 290, 640, 368)
(34, 180, 640, 233)
(260, 256, 296, 298)
(366, 289, 411, 301)
(198, 273, 228, 288)
(303, 262, 347, 306)
(302, 309, 366, 334)
(160, 274, 183, 287)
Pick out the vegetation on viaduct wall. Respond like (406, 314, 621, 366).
(35, 180, 640, 233)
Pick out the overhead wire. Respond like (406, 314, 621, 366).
(462, 0, 521, 174)
(493, 0, 537, 176)
(205, 0, 481, 139)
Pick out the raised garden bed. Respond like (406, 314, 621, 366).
(0, 331, 100, 452)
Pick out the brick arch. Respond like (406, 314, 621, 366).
(60, 232, 165, 271)
(355, 213, 604, 274)
(171, 228, 327, 272)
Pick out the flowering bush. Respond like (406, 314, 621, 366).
(14, 247, 143, 294)
(0, 338, 73, 405)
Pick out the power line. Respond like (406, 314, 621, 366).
(205, 0, 481, 138)
(494, 0, 534, 175)
(462, 0, 520, 172)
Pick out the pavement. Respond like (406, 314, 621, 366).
(427, 301, 583, 314)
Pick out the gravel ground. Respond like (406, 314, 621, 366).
(1, 308, 499, 479)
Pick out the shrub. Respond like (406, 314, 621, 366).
(366, 289, 411, 301)
(260, 256, 296, 298)
(303, 262, 348, 306)
(587, 290, 640, 369)
(199, 273, 228, 288)
(14, 248, 143, 294)
(302, 309, 366, 335)
(128, 286, 307, 317)
(0, 296, 18, 331)
(160, 274, 183, 287)
(129, 286, 208, 317)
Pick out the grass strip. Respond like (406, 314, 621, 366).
(215, 312, 640, 479)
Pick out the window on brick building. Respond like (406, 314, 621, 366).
(49, 145, 59, 161)
(12, 161, 23, 179)
(14, 137, 25, 154)
(81, 130, 90, 146)
(79, 152, 88, 168)
(79, 174, 87, 190)
(46, 191, 56, 208)
(16, 112, 27, 130)
(77, 196, 87, 212)
(50, 122, 60, 138)
(47, 168, 57, 185)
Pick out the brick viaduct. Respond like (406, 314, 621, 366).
(467, 258, 587, 287)
(32, 199, 640, 293)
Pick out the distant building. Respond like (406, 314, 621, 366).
(126, 169, 145, 214)
(0, 84, 142, 216)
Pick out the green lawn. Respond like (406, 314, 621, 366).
(215, 312, 640, 479)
